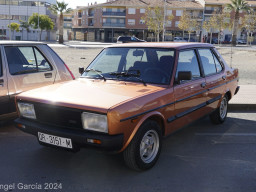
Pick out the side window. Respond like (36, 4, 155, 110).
(176, 50, 201, 81)
(0, 50, 2, 77)
(34, 48, 51, 72)
(212, 53, 223, 73)
(5, 46, 52, 75)
(198, 49, 216, 76)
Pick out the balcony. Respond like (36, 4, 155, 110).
(78, 14, 82, 18)
(89, 23, 94, 26)
(88, 13, 94, 17)
(64, 18, 72, 21)
(204, 9, 222, 14)
(102, 12, 126, 16)
(102, 23, 125, 27)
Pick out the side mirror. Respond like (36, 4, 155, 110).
(178, 71, 192, 83)
(79, 67, 84, 75)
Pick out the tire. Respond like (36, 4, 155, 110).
(123, 120, 162, 171)
(210, 95, 228, 124)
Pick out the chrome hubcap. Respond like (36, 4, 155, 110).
(220, 97, 227, 119)
(140, 130, 159, 163)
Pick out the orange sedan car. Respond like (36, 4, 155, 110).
(15, 43, 239, 171)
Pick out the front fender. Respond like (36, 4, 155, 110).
(119, 111, 165, 152)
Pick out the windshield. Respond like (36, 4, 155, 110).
(81, 47, 175, 85)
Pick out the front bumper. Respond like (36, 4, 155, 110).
(15, 118, 123, 152)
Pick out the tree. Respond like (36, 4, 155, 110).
(213, 12, 230, 44)
(142, 6, 174, 42)
(29, 13, 54, 41)
(8, 22, 20, 40)
(226, 0, 250, 46)
(178, 12, 199, 42)
(241, 12, 256, 45)
(20, 20, 30, 40)
(50, 1, 72, 44)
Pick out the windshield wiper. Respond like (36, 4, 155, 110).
(84, 69, 106, 82)
(109, 71, 147, 86)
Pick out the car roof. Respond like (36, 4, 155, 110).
(109, 42, 214, 50)
(0, 41, 46, 45)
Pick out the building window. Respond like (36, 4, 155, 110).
(128, 8, 136, 14)
(176, 10, 183, 16)
(140, 8, 145, 13)
(128, 19, 135, 25)
(139, 19, 145, 24)
(167, 21, 172, 27)
(175, 21, 179, 27)
(167, 10, 172, 16)
(83, 11, 86, 15)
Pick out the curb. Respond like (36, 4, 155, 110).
(229, 104, 256, 112)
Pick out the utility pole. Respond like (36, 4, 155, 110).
(38, 0, 40, 41)
(8, 0, 11, 40)
(162, 0, 167, 42)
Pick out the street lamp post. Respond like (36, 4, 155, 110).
(162, 0, 166, 42)
(38, 0, 40, 41)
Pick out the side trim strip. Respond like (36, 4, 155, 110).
(167, 95, 221, 123)
(120, 78, 238, 122)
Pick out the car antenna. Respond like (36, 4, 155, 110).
(230, 34, 233, 68)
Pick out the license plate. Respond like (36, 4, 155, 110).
(38, 132, 73, 149)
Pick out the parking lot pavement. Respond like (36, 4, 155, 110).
(0, 112, 256, 192)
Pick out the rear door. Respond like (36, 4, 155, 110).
(169, 49, 207, 132)
(3, 45, 56, 112)
(197, 48, 225, 111)
(0, 46, 10, 115)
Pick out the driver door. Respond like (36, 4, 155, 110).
(3, 45, 56, 113)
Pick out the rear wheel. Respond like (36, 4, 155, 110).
(123, 120, 162, 171)
(210, 95, 228, 124)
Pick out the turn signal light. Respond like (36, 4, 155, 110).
(87, 139, 102, 144)
(17, 124, 25, 129)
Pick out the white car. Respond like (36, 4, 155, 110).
(173, 37, 187, 42)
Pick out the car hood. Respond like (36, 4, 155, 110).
(17, 78, 165, 113)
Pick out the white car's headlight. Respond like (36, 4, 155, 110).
(81, 112, 108, 133)
(18, 102, 36, 120)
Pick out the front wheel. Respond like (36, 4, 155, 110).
(123, 120, 162, 171)
(210, 95, 228, 124)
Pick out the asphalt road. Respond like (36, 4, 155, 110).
(0, 112, 256, 192)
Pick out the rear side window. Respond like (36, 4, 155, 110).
(5, 46, 52, 75)
(198, 49, 222, 76)
(176, 50, 201, 81)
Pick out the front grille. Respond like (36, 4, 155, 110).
(33, 103, 83, 129)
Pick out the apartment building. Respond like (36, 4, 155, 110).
(72, 0, 256, 43)
(197, 0, 256, 42)
(0, 0, 57, 41)
(72, 0, 204, 42)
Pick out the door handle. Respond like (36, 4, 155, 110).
(222, 75, 226, 80)
(44, 73, 52, 78)
(201, 82, 206, 88)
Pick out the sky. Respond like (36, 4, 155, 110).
(64, 0, 107, 9)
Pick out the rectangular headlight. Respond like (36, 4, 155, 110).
(81, 112, 108, 133)
(17, 102, 36, 120)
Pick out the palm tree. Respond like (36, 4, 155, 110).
(227, 0, 250, 46)
(50, 1, 72, 44)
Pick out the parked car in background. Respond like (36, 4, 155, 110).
(173, 37, 187, 42)
(0, 41, 75, 120)
(117, 36, 146, 43)
(237, 39, 246, 44)
(15, 43, 239, 171)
